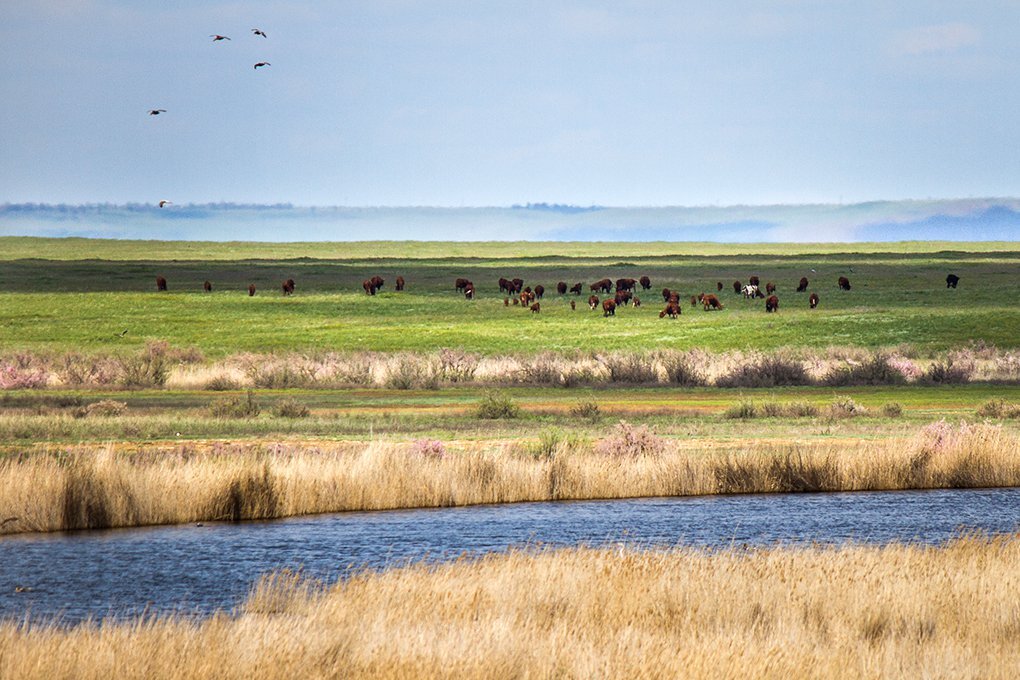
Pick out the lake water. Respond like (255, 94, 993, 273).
(2, 487, 1018, 625)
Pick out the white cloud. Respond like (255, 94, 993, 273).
(891, 22, 980, 56)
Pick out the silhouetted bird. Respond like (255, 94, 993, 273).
(252, 28, 267, 38)
(148, 109, 167, 115)
(254, 62, 271, 69)
(210, 34, 231, 41)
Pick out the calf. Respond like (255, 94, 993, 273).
(765, 282, 776, 294)
(465, 285, 475, 300)
(282, 278, 295, 296)
(662, 287, 673, 302)
(248, 283, 256, 296)
(633, 296, 641, 308)
(570, 300, 576, 310)
(732, 280, 742, 294)
(602, 299, 617, 316)
(530, 302, 540, 313)
(765, 295, 779, 313)
(809, 292, 819, 309)
(588, 295, 600, 310)
(156, 276, 168, 291)
(203, 280, 212, 292)
(946, 274, 960, 289)
(570, 282, 583, 295)
(797, 277, 809, 292)
(395, 276, 405, 291)
(362, 279, 376, 295)
(838, 276, 851, 291)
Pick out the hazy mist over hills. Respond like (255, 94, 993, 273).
(1, 199, 1018, 243)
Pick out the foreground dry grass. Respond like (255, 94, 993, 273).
(0, 421, 1016, 534)
(3, 536, 1020, 678)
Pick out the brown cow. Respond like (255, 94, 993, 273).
(557, 281, 568, 295)
(615, 277, 637, 292)
(511, 278, 524, 294)
(156, 276, 168, 291)
(534, 284, 545, 299)
(465, 285, 475, 300)
(570, 300, 576, 310)
(588, 295, 600, 310)
(520, 290, 535, 306)
(838, 276, 851, 291)
(395, 276, 405, 291)
(530, 302, 540, 313)
(659, 302, 680, 318)
(639, 275, 651, 290)
(766, 282, 776, 294)
(690, 295, 698, 307)
(362, 279, 375, 295)
(797, 277, 809, 292)
(809, 292, 819, 309)
(499, 277, 511, 293)
(633, 296, 641, 308)
(203, 280, 212, 292)
(717, 281, 723, 291)
(370, 275, 384, 291)
(765, 295, 779, 313)
(733, 280, 742, 294)
(615, 290, 632, 306)
(282, 278, 295, 295)
(602, 299, 616, 316)
(662, 287, 673, 302)
(248, 283, 256, 296)
(591, 278, 612, 294)
(570, 282, 583, 295)
(455, 278, 471, 292)
(748, 275, 760, 287)
(702, 294, 723, 311)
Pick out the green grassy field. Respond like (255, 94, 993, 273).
(0, 238, 1015, 355)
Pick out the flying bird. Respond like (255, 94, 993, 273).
(254, 62, 271, 69)
(210, 34, 231, 41)
(148, 109, 167, 115)
(252, 28, 267, 38)
(158, 200, 172, 208)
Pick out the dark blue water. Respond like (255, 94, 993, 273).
(1, 488, 1019, 625)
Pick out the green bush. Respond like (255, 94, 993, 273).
(475, 392, 520, 419)
(272, 398, 310, 418)
(210, 390, 261, 419)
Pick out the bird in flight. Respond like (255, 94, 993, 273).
(158, 200, 172, 208)
(210, 34, 231, 41)
(254, 62, 271, 69)
(148, 109, 167, 115)
(252, 28, 267, 38)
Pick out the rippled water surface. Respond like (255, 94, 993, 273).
(2, 488, 1019, 624)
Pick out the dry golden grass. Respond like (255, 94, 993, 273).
(0, 421, 1017, 535)
(3, 535, 1020, 678)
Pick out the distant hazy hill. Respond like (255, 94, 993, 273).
(1, 200, 1018, 242)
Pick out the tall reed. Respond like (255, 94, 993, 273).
(3, 536, 1020, 678)
(0, 422, 1017, 535)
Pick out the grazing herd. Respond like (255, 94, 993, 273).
(152, 270, 963, 321)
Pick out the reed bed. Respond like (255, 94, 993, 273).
(3, 535, 1020, 678)
(0, 421, 1016, 535)
(5, 344, 1020, 390)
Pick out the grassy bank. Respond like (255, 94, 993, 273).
(0, 240, 1016, 355)
(0, 421, 1016, 535)
(4, 535, 1020, 678)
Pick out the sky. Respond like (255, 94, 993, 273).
(3, 1, 1020, 208)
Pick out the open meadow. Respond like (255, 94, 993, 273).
(2, 237, 1020, 676)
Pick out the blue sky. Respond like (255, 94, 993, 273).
(3, 1, 1019, 207)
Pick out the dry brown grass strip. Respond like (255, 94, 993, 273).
(0, 422, 1017, 535)
(3, 536, 1020, 678)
